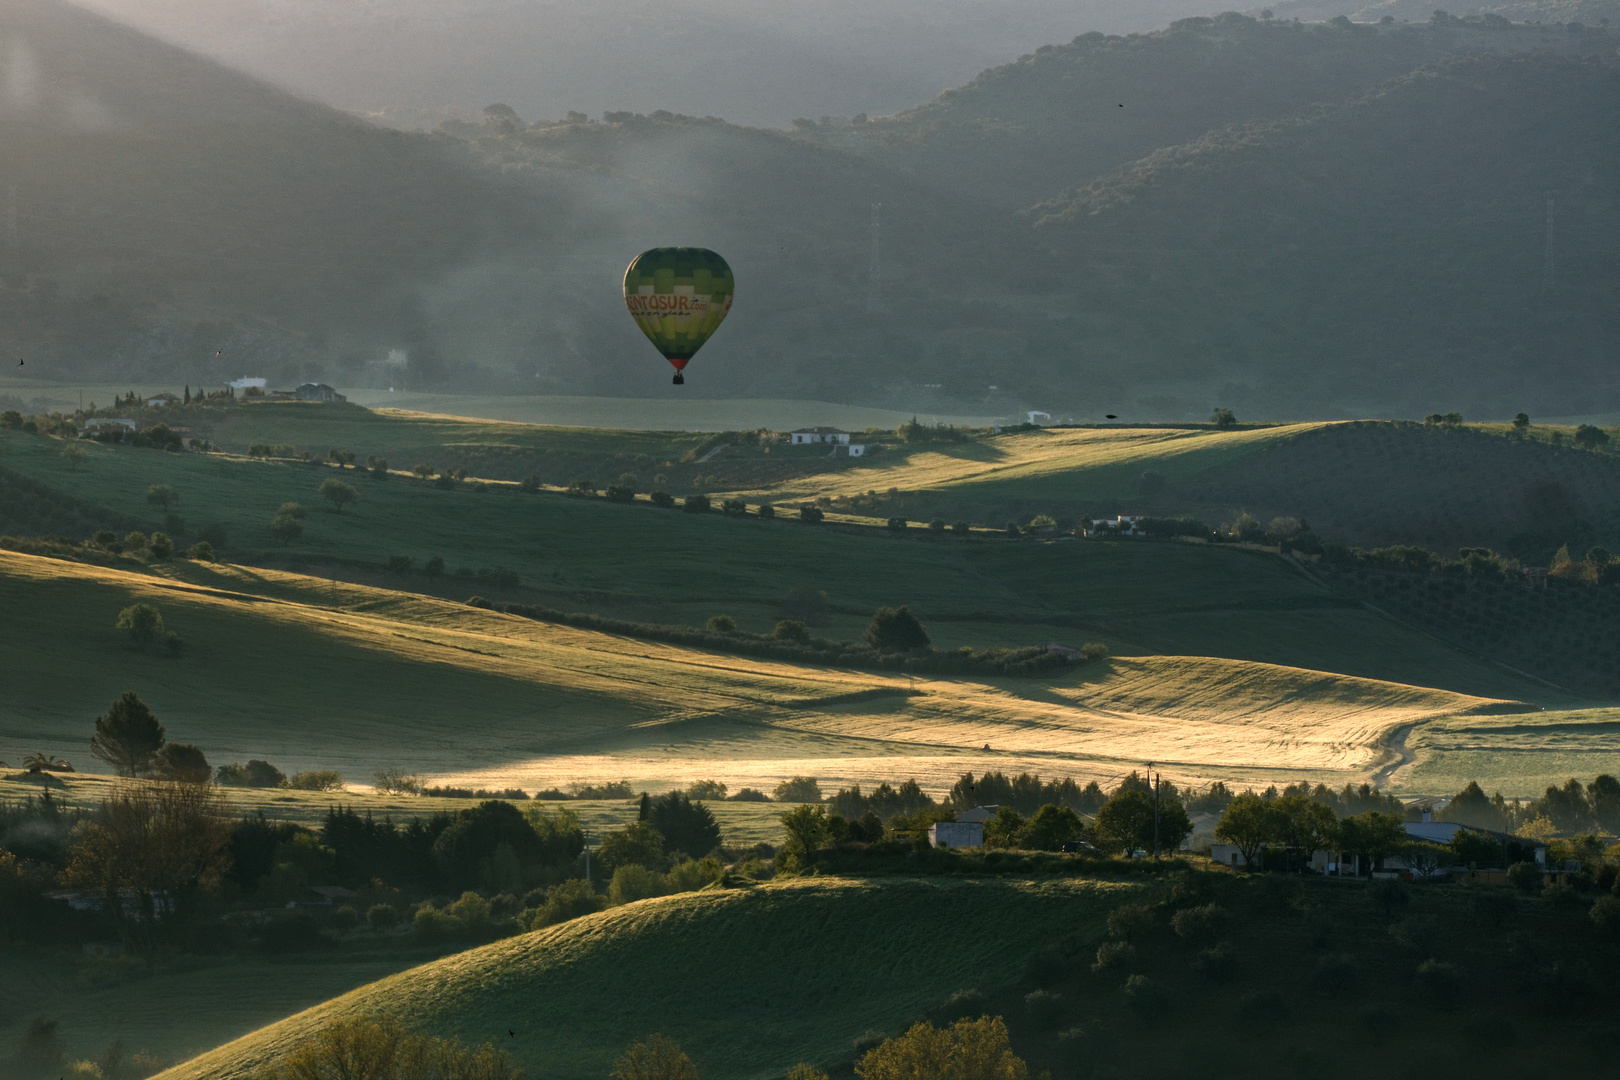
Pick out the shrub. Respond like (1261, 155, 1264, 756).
(683, 493, 710, 513)
(268, 511, 304, 545)
(1171, 903, 1228, 943)
(856, 1017, 1027, 1080)
(1092, 940, 1136, 972)
(372, 767, 422, 795)
(647, 791, 722, 857)
(1081, 642, 1108, 660)
(146, 532, 174, 559)
(886, 516, 908, 532)
(729, 788, 770, 802)
(154, 742, 211, 783)
(1590, 894, 1620, 932)
(318, 477, 358, 513)
(774, 777, 823, 803)
(951, 521, 969, 536)
(261, 1018, 520, 1080)
(1507, 861, 1542, 893)
(116, 604, 168, 648)
(757, 503, 775, 520)
(609, 864, 672, 905)
(522, 878, 606, 929)
(665, 856, 723, 892)
(686, 779, 727, 800)
(328, 905, 360, 932)
(722, 498, 747, 516)
(519, 475, 542, 493)
(288, 769, 344, 792)
(705, 614, 737, 634)
(650, 490, 675, 508)
(606, 484, 636, 503)
(1106, 903, 1154, 940)
(798, 504, 824, 523)
(772, 619, 811, 642)
(610, 1034, 698, 1080)
(865, 605, 930, 651)
(366, 903, 400, 930)
(186, 541, 214, 561)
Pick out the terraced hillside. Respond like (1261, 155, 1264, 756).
(154, 877, 1133, 1080)
(0, 550, 1537, 796)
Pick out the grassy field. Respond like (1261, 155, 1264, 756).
(1400, 706, 1620, 798)
(737, 422, 1325, 515)
(153, 875, 1136, 1080)
(0, 945, 431, 1073)
(0, 427, 1561, 702)
(341, 391, 1000, 432)
(0, 549, 1541, 799)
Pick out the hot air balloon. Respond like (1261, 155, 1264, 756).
(622, 247, 734, 385)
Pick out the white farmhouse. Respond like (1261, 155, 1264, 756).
(789, 427, 851, 445)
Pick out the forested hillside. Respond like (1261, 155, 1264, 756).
(3, 3, 1617, 419)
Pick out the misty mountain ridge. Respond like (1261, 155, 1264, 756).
(2, 2, 1617, 418)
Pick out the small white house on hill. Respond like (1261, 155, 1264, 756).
(790, 427, 850, 445)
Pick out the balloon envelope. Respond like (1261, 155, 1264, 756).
(622, 247, 734, 374)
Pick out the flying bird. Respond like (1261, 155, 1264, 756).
(1106, 414, 1117, 419)
(17, 357, 23, 366)
(509, 1030, 517, 1039)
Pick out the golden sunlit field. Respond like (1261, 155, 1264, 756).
(0, 549, 1542, 798)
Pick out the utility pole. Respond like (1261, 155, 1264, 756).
(1542, 195, 1556, 291)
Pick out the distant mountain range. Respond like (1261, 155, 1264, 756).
(1, 1, 1616, 418)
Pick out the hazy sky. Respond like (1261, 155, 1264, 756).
(70, 0, 1224, 127)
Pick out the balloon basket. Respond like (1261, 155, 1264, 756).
(672, 372, 684, 385)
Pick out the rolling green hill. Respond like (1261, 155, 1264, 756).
(153, 876, 1134, 1080)
(0, 424, 1565, 704)
(0, 545, 1541, 798)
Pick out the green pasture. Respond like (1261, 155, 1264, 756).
(155, 875, 1134, 1080)
(0, 945, 428, 1072)
(1403, 707, 1620, 798)
(0, 429, 1555, 703)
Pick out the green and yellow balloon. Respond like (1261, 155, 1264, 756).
(622, 247, 734, 385)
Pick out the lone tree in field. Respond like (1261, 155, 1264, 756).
(1573, 424, 1611, 450)
(116, 603, 168, 648)
(155, 742, 212, 783)
(268, 511, 303, 545)
(319, 477, 358, 513)
(1210, 407, 1237, 428)
(146, 484, 179, 511)
(60, 442, 88, 471)
(865, 605, 930, 651)
(90, 691, 166, 777)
